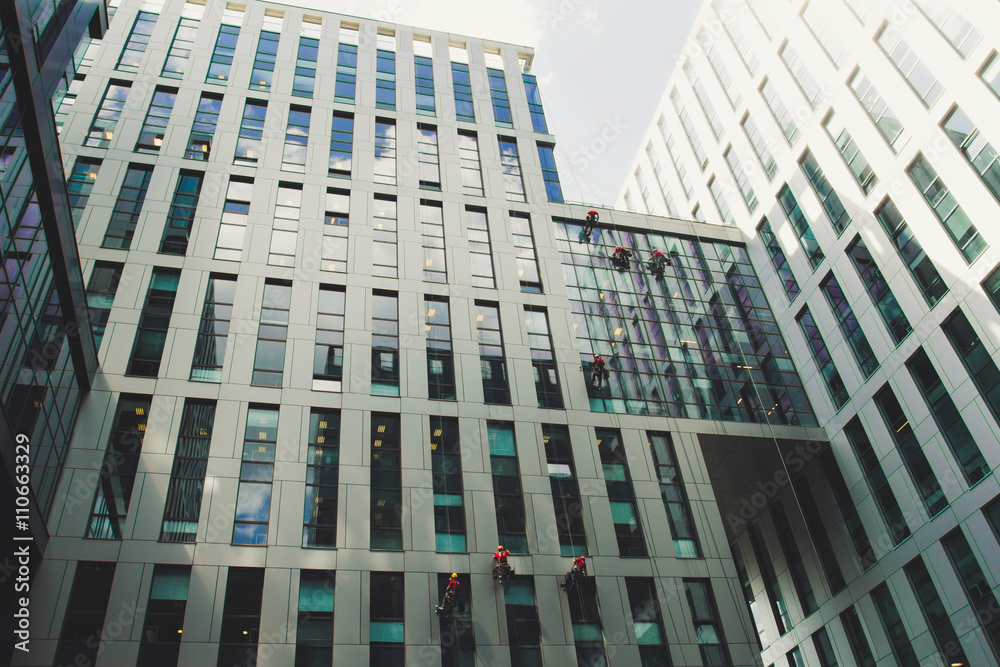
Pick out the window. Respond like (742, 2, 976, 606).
(699, 31, 741, 109)
(625, 579, 671, 666)
(375, 33, 396, 109)
(235, 99, 267, 164)
(281, 106, 310, 173)
(127, 268, 179, 377)
(416, 124, 440, 189)
(214, 176, 252, 261)
(475, 302, 509, 404)
(464, 207, 496, 288)
(845, 235, 911, 344)
(431, 416, 465, 551)
(840, 606, 875, 667)
(321, 188, 349, 273)
(790, 478, 846, 592)
(779, 42, 822, 107)
(823, 111, 878, 195)
(414, 49, 435, 115)
(374, 119, 396, 185)
(252, 280, 291, 386)
(802, 1, 847, 68)
(53, 563, 116, 666)
(908, 154, 987, 264)
(543, 424, 587, 555)
(981, 52, 1000, 100)
(796, 307, 848, 409)
(303, 411, 340, 547)
(874, 384, 948, 515)
(537, 143, 563, 202)
(662, 130, 694, 195)
(770, 500, 817, 616)
(819, 449, 876, 570)
(759, 78, 799, 145)
(268, 183, 301, 266)
(85, 261, 122, 348)
(731, 544, 766, 648)
(233, 408, 278, 544)
(525, 308, 561, 408)
(876, 24, 942, 107)
(747, 521, 789, 634)
(505, 578, 543, 665)
(913, 0, 979, 57)
(458, 131, 484, 196)
(757, 219, 799, 302)
(724, 146, 757, 212)
(707, 176, 735, 225)
(567, 578, 607, 666)
(874, 197, 946, 306)
(370, 414, 402, 550)
(335, 24, 358, 101)
(159, 170, 203, 255)
(849, 70, 904, 150)
(740, 114, 778, 180)
(328, 111, 353, 176)
(487, 67, 513, 126)
(85, 81, 130, 147)
(117, 11, 157, 69)
(137, 566, 190, 665)
(488, 422, 528, 552)
(185, 92, 221, 159)
(67, 157, 101, 225)
(597, 429, 646, 557)
(249, 30, 280, 91)
(135, 87, 176, 153)
(296, 571, 335, 665)
(499, 137, 526, 201)
(87, 395, 152, 538)
(371, 290, 399, 395)
(811, 628, 839, 667)
(843, 417, 910, 544)
(294, 26, 320, 98)
(190, 274, 236, 382)
(162, 17, 198, 77)
(313, 286, 345, 392)
(799, 149, 850, 236)
(942, 528, 1000, 657)
(942, 106, 1000, 204)
(671, 91, 707, 169)
(426, 295, 455, 400)
(54, 76, 84, 135)
(369, 574, 405, 665)
(904, 556, 971, 666)
(819, 273, 877, 378)
(777, 185, 824, 270)
(523, 73, 547, 132)
(206, 24, 239, 82)
(984, 264, 1000, 314)
(686, 71, 723, 140)
(102, 164, 152, 249)
(452, 63, 475, 121)
(717, 11, 758, 74)
(684, 580, 732, 666)
(437, 572, 475, 664)
(160, 400, 216, 542)
(647, 144, 679, 215)
(511, 211, 541, 292)
(216, 569, 264, 667)
(372, 195, 398, 278)
(941, 308, 1000, 426)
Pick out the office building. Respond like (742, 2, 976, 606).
(620, 0, 1000, 665)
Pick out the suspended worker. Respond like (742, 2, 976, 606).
(591, 354, 609, 389)
(561, 555, 588, 590)
(493, 545, 512, 581)
(647, 249, 670, 276)
(583, 210, 599, 237)
(436, 573, 461, 614)
(611, 246, 632, 271)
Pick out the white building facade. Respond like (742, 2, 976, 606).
(620, 0, 1000, 665)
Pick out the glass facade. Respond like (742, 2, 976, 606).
(556, 221, 815, 425)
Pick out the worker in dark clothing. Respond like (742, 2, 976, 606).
(647, 249, 670, 276)
(436, 574, 461, 614)
(611, 246, 632, 271)
(591, 355, 609, 389)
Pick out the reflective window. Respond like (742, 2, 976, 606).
(233, 408, 278, 544)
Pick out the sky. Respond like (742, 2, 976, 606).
(286, 0, 701, 207)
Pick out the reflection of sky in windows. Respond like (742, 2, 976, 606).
(555, 222, 816, 426)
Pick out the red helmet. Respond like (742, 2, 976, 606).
(588, 210, 597, 215)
